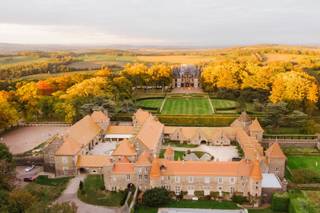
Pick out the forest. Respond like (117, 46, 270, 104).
(1, 45, 320, 132)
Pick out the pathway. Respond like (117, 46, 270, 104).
(56, 175, 120, 213)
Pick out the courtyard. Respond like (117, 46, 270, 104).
(1, 126, 67, 154)
(89, 141, 117, 155)
(162, 144, 239, 161)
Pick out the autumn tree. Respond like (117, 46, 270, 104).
(269, 71, 319, 111)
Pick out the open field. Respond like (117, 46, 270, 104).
(0, 55, 48, 65)
(1, 126, 67, 154)
(161, 97, 213, 115)
(18, 70, 98, 80)
(137, 55, 216, 64)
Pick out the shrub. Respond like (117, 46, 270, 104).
(272, 192, 289, 212)
(79, 181, 83, 191)
(194, 191, 204, 197)
(289, 198, 311, 213)
(231, 195, 248, 204)
(142, 187, 171, 207)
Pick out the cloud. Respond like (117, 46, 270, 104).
(0, 23, 167, 45)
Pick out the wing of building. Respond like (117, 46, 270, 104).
(49, 109, 286, 205)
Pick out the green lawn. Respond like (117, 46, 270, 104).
(136, 98, 164, 109)
(35, 175, 71, 186)
(0, 55, 48, 65)
(78, 175, 127, 206)
(211, 99, 238, 109)
(159, 149, 185, 160)
(163, 141, 198, 148)
(287, 156, 320, 172)
(161, 97, 213, 115)
(135, 200, 239, 213)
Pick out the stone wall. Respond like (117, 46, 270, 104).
(262, 138, 318, 148)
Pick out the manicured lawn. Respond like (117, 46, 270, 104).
(283, 147, 320, 155)
(248, 208, 277, 213)
(287, 156, 320, 173)
(174, 151, 185, 160)
(161, 97, 213, 115)
(135, 200, 239, 213)
(136, 98, 164, 109)
(35, 175, 71, 186)
(163, 141, 198, 148)
(211, 99, 238, 109)
(78, 175, 127, 206)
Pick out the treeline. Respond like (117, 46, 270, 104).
(0, 57, 75, 80)
(201, 58, 320, 113)
(0, 63, 173, 129)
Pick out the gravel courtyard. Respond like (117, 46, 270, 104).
(1, 126, 67, 154)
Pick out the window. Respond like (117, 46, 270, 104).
(175, 176, 180, 183)
(188, 185, 194, 190)
(218, 177, 223, 184)
(139, 175, 142, 181)
(204, 177, 210, 184)
(62, 157, 68, 164)
(144, 175, 148, 180)
(127, 175, 130, 181)
(188, 176, 194, 183)
(229, 177, 235, 184)
(165, 185, 170, 191)
(175, 186, 181, 195)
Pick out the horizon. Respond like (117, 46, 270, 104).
(1, 0, 320, 47)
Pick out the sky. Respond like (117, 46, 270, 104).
(0, 0, 319, 47)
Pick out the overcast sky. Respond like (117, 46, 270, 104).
(0, 0, 319, 47)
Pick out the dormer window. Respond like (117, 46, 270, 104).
(160, 165, 167, 171)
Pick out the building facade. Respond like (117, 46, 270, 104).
(52, 109, 286, 204)
(172, 64, 201, 88)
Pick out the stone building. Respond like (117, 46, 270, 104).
(52, 109, 285, 205)
(172, 64, 201, 88)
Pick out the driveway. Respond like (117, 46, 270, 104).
(162, 145, 238, 161)
(56, 176, 119, 213)
(1, 126, 67, 154)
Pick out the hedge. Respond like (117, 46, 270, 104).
(289, 198, 311, 213)
(272, 192, 289, 212)
(158, 115, 238, 127)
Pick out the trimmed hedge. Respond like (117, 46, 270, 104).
(289, 198, 311, 213)
(158, 115, 237, 127)
(272, 192, 289, 212)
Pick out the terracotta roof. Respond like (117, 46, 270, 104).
(150, 158, 161, 179)
(112, 163, 134, 174)
(156, 159, 254, 177)
(249, 118, 264, 132)
(164, 147, 174, 156)
(236, 129, 264, 160)
(77, 155, 111, 168)
(106, 125, 134, 134)
(112, 139, 137, 156)
(91, 111, 109, 123)
(265, 143, 286, 159)
(163, 126, 237, 141)
(118, 156, 130, 163)
(250, 160, 263, 181)
(133, 109, 151, 125)
(65, 115, 101, 146)
(136, 151, 151, 166)
(136, 117, 164, 151)
(55, 137, 81, 156)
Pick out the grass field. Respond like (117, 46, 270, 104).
(161, 97, 213, 115)
(137, 55, 216, 64)
(136, 98, 164, 109)
(211, 99, 238, 109)
(287, 156, 320, 172)
(78, 175, 126, 206)
(0, 55, 48, 65)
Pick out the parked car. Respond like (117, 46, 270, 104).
(24, 165, 35, 172)
(23, 175, 37, 182)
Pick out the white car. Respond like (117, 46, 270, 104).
(25, 165, 35, 172)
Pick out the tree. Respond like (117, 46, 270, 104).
(0, 144, 15, 191)
(269, 71, 319, 110)
(142, 187, 171, 207)
(8, 190, 37, 213)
